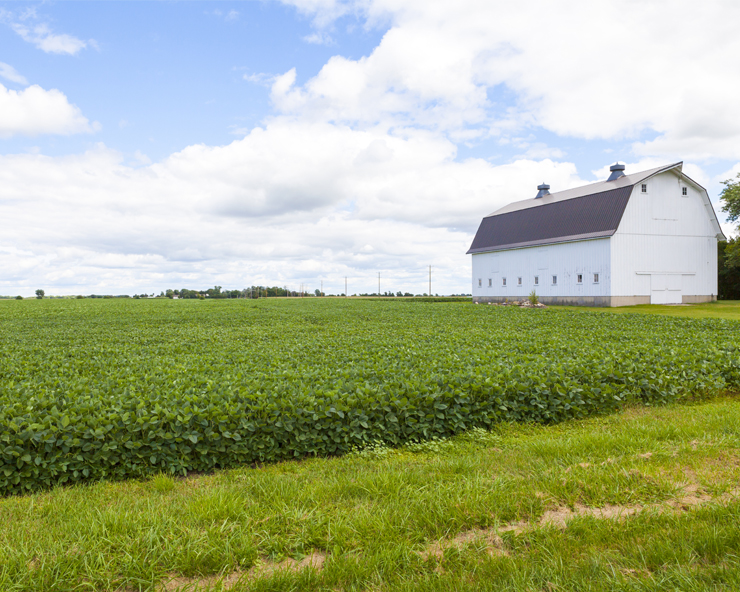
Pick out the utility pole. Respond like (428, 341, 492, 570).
(378, 272, 381, 296)
(429, 265, 432, 296)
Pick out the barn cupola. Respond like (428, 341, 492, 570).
(535, 183, 550, 198)
(607, 163, 626, 181)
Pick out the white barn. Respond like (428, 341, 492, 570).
(467, 162, 725, 306)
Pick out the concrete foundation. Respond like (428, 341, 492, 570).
(474, 295, 615, 307)
(682, 294, 717, 304)
(473, 294, 716, 307)
(610, 296, 651, 307)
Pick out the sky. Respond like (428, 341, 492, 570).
(1, 0, 740, 297)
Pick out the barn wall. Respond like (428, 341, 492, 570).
(612, 171, 719, 300)
(471, 238, 611, 304)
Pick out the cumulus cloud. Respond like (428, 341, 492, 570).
(303, 31, 334, 45)
(0, 62, 28, 85)
(0, 126, 585, 295)
(0, 84, 98, 138)
(274, 0, 740, 160)
(3, 0, 739, 295)
(11, 22, 90, 55)
(280, 0, 356, 28)
(209, 9, 240, 21)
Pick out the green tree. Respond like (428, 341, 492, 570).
(719, 240, 740, 299)
(721, 173, 740, 224)
(35, 289, 44, 299)
(721, 174, 740, 268)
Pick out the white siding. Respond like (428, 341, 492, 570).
(612, 170, 718, 299)
(471, 238, 611, 299)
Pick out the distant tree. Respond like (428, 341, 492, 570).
(15, 295, 22, 300)
(35, 289, 44, 299)
(165, 289, 174, 299)
(720, 174, 740, 268)
(721, 173, 740, 224)
(719, 240, 740, 300)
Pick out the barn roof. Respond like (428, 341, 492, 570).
(467, 162, 684, 254)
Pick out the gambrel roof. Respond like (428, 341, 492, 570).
(467, 162, 723, 255)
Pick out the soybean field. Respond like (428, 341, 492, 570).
(1, 298, 739, 495)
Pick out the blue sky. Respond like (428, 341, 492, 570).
(1, 0, 739, 296)
(1, 2, 383, 159)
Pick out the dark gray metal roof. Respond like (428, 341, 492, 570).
(467, 185, 633, 254)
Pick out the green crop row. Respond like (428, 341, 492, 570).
(1, 298, 739, 495)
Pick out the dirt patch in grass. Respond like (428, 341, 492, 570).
(420, 480, 740, 560)
(160, 551, 326, 591)
(420, 529, 508, 561)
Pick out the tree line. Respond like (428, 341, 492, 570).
(720, 174, 740, 300)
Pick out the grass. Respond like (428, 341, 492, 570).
(566, 300, 740, 321)
(3, 396, 740, 591)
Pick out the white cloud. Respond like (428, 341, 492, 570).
(0, 83, 99, 138)
(209, 9, 239, 22)
(11, 22, 90, 55)
(0, 62, 28, 85)
(279, 0, 356, 28)
(273, 0, 740, 160)
(243, 72, 275, 86)
(4, 0, 740, 294)
(0, 125, 585, 294)
(303, 31, 334, 45)
(131, 151, 151, 166)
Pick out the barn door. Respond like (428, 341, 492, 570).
(666, 274, 683, 303)
(651, 274, 682, 304)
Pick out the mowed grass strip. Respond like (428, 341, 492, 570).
(567, 299, 740, 321)
(2, 397, 740, 591)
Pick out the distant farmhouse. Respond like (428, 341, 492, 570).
(467, 162, 725, 306)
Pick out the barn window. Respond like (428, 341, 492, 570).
(594, 273, 599, 283)
(552, 275, 558, 285)
(577, 274, 583, 284)
(502, 277, 507, 287)
(488, 278, 492, 287)
(517, 277, 522, 286)
(682, 187, 688, 196)
(641, 184, 647, 193)
(534, 276, 539, 285)
(478, 279, 482, 287)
